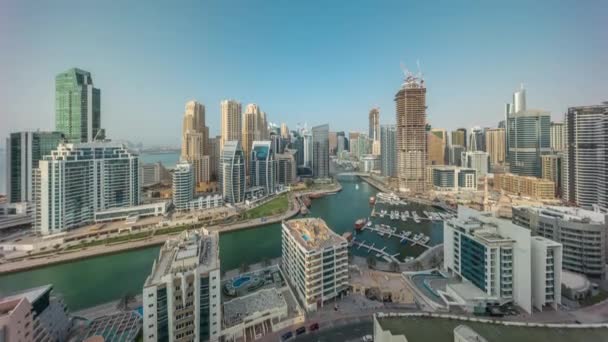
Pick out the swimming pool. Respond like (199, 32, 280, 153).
(302, 234, 310, 242)
(233, 275, 252, 288)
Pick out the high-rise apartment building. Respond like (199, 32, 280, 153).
(242, 104, 268, 174)
(328, 131, 338, 156)
(35, 142, 139, 235)
(276, 150, 297, 185)
(172, 161, 194, 211)
(250, 141, 276, 195)
(451, 128, 467, 149)
(550, 122, 565, 152)
(449, 145, 465, 166)
(209, 136, 220, 181)
(563, 103, 608, 208)
(485, 128, 506, 166)
(280, 123, 289, 139)
(468, 127, 485, 152)
(368, 107, 380, 141)
(55, 68, 101, 143)
(281, 218, 348, 312)
(143, 229, 222, 342)
(5, 131, 65, 203)
(541, 154, 562, 195)
(312, 124, 329, 179)
(181, 101, 208, 186)
(220, 100, 242, 151)
(427, 128, 447, 165)
(380, 125, 397, 177)
(395, 73, 427, 193)
(141, 162, 167, 187)
(461, 151, 490, 178)
(219, 141, 246, 204)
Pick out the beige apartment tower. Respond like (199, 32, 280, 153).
(181, 100, 209, 185)
(427, 128, 447, 165)
(395, 74, 427, 193)
(486, 128, 506, 166)
(242, 103, 268, 174)
(220, 99, 242, 151)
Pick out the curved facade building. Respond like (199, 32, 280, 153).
(220, 141, 246, 204)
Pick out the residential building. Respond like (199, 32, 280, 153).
(451, 128, 467, 149)
(563, 103, 608, 208)
(443, 207, 562, 313)
(0, 285, 71, 342)
(380, 125, 397, 177)
(461, 151, 490, 178)
(219, 141, 246, 204)
(512, 205, 607, 278)
(427, 128, 447, 165)
(143, 229, 221, 342)
(220, 99, 242, 151)
(281, 218, 348, 311)
(5, 131, 65, 203)
(81, 311, 142, 342)
(94, 201, 169, 222)
(35, 142, 139, 235)
(209, 136, 220, 181)
(250, 141, 276, 195)
(188, 194, 224, 211)
(550, 122, 565, 152)
(312, 124, 329, 179)
(172, 161, 194, 211)
(369, 108, 380, 141)
(449, 145, 465, 167)
(360, 155, 380, 172)
(353, 133, 372, 160)
(55, 68, 101, 143)
(328, 131, 338, 156)
(468, 127, 485, 152)
(395, 73, 427, 193)
(485, 128, 505, 166)
(280, 123, 289, 139)
(276, 150, 297, 185)
(337, 134, 346, 156)
(494, 173, 555, 200)
(430, 166, 477, 192)
(140, 162, 165, 187)
(242, 104, 266, 173)
(0, 202, 32, 231)
(181, 101, 208, 186)
(541, 154, 562, 195)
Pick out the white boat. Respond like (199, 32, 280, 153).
(366, 221, 372, 227)
(421, 236, 431, 244)
(355, 184, 359, 190)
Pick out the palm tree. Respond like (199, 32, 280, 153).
(366, 255, 376, 269)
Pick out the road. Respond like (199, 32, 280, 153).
(292, 319, 373, 342)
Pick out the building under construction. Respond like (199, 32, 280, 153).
(395, 71, 427, 193)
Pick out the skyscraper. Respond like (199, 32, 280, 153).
(276, 150, 297, 185)
(451, 128, 467, 149)
(220, 100, 242, 151)
(55, 68, 101, 143)
(368, 107, 380, 141)
(328, 131, 338, 156)
(250, 141, 277, 195)
(550, 122, 565, 152)
(280, 123, 289, 139)
(395, 72, 427, 193)
(468, 126, 485, 151)
(181, 101, 208, 185)
(506, 86, 550, 177)
(380, 125, 397, 177)
(6, 131, 64, 203)
(485, 128, 506, 166)
(172, 161, 194, 211)
(449, 145, 465, 166)
(219, 141, 246, 204)
(541, 154, 562, 195)
(312, 124, 329, 179)
(242, 104, 265, 174)
(427, 128, 447, 165)
(563, 103, 608, 208)
(461, 151, 490, 178)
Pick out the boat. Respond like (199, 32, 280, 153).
(366, 221, 372, 227)
(369, 196, 376, 205)
(354, 218, 367, 230)
(355, 184, 359, 190)
(421, 236, 431, 244)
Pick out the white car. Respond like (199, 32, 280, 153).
(362, 335, 373, 342)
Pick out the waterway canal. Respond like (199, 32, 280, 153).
(0, 176, 442, 310)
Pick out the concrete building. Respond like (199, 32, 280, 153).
(143, 229, 221, 342)
(494, 173, 555, 200)
(55, 68, 101, 143)
(550, 122, 565, 152)
(461, 151, 490, 178)
(485, 128, 505, 167)
(328, 131, 338, 156)
(276, 150, 297, 185)
(181, 101, 209, 186)
(541, 154, 562, 195)
(5, 131, 65, 203)
(562, 103, 608, 209)
(140, 162, 166, 187)
(430, 166, 477, 192)
(512, 205, 607, 278)
(360, 154, 380, 172)
(0, 202, 32, 231)
(428, 128, 447, 166)
(188, 194, 224, 211)
(280, 123, 289, 139)
(220, 99, 242, 151)
(281, 218, 348, 312)
(380, 125, 397, 177)
(312, 124, 329, 179)
(250, 141, 276, 195)
(443, 207, 562, 313)
(219, 141, 246, 204)
(395, 73, 427, 193)
(242, 104, 267, 173)
(468, 127, 485, 152)
(94, 201, 169, 222)
(172, 161, 194, 211)
(369, 108, 380, 141)
(209, 136, 221, 181)
(451, 128, 467, 149)
(0, 285, 71, 342)
(449, 145, 465, 167)
(34, 142, 139, 235)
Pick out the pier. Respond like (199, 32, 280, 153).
(351, 239, 401, 263)
(360, 225, 432, 249)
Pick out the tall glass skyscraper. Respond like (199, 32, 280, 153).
(312, 124, 329, 179)
(250, 141, 276, 195)
(219, 141, 246, 203)
(380, 125, 397, 177)
(55, 68, 101, 143)
(507, 110, 551, 177)
(6, 131, 64, 203)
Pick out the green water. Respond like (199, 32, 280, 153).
(0, 176, 442, 310)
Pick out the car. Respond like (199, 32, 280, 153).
(295, 326, 306, 335)
(281, 331, 293, 341)
(309, 322, 319, 331)
(362, 335, 373, 342)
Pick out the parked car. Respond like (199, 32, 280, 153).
(309, 322, 320, 331)
(281, 331, 293, 341)
(295, 326, 306, 335)
(362, 335, 373, 342)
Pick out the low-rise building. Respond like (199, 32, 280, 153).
(512, 205, 607, 278)
(494, 173, 555, 200)
(430, 166, 477, 192)
(188, 194, 224, 211)
(94, 201, 170, 222)
(281, 218, 348, 311)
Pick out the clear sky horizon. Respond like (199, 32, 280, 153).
(1, 0, 607, 147)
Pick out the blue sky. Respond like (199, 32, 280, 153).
(1, 0, 607, 146)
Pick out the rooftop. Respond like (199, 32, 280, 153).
(223, 288, 287, 327)
(454, 325, 488, 342)
(145, 229, 219, 286)
(283, 218, 346, 251)
(524, 205, 606, 225)
(0, 284, 52, 305)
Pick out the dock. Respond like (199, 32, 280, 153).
(360, 225, 432, 249)
(351, 239, 401, 263)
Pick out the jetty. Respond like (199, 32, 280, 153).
(360, 225, 432, 249)
(352, 239, 401, 263)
